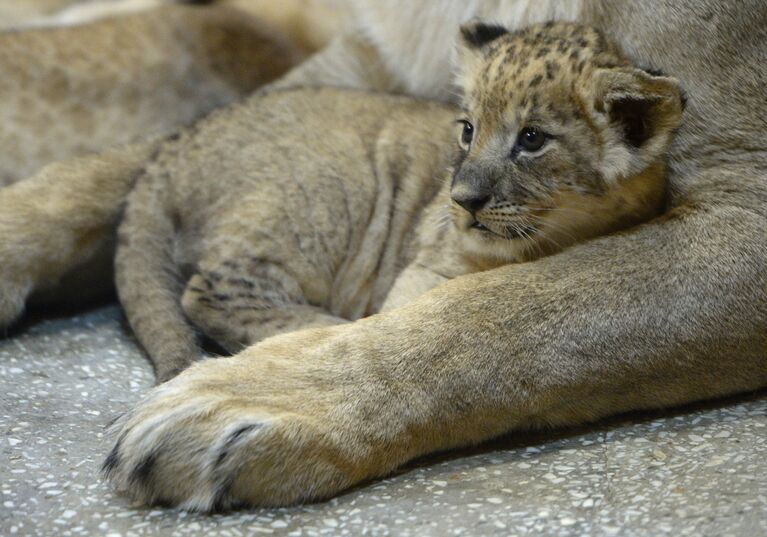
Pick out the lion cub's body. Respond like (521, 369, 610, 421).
(116, 88, 458, 379)
(117, 23, 682, 381)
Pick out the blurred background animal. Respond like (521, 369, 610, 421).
(0, 0, 347, 321)
(0, 0, 349, 185)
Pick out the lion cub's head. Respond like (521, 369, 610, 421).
(450, 21, 684, 263)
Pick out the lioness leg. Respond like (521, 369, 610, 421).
(105, 168, 767, 508)
(182, 265, 344, 353)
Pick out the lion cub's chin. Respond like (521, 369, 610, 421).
(452, 219, 540, 267)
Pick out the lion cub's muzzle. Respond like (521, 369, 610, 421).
(451, 171, 536, 241)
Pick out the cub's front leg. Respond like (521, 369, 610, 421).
(381, 186, 472, 312)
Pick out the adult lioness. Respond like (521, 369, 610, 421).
(101, 0, 767, 508)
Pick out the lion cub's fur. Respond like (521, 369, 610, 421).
(116, 88, 458, 380)
(116, 22, 683, 381)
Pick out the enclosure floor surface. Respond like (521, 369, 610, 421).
(2, 305, 765, 537)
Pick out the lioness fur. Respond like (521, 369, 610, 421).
(0, 2, 304, 321)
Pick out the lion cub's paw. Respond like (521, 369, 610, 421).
(103, 354, 356, 510)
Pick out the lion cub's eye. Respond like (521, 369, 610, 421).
(457, 120, 474, 149)
(516, 126, 547, 152)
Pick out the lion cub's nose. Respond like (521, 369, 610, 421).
(451, 185, 491, 216)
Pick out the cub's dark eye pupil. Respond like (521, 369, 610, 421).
(518, 127, 546, 151)
(460, 121, 474, 146)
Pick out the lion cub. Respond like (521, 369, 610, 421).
(116, 22, 684, 380)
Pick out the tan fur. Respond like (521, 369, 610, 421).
(221, 0, 351, 54)
(0, 0, 764, 511)
(0, 142, 156, 324)
(114, 88, 458, 380)
(0, 0, 81, 27)
(105, 22, 687, 507)
(384, 23, 682, 308)
(0, 3, 301, 186)
(4, 0, 347, 55)
(101, 0, 767, 509)
(4, 0, 168, 29)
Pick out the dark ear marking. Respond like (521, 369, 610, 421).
(460, 22, 509, 48)
(609, 97, 658, 148)
(597, 66, 684, 150)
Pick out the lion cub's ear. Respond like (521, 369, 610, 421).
(455, 20, 509, 94)
(459, 21, 509, 49)
(590, 67, 684, 181)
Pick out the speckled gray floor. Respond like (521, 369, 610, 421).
(1, 305, 766, 536)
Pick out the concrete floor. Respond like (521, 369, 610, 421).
(1, 304, 766, 536)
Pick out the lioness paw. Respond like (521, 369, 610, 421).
(103, 353, 357, 510)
